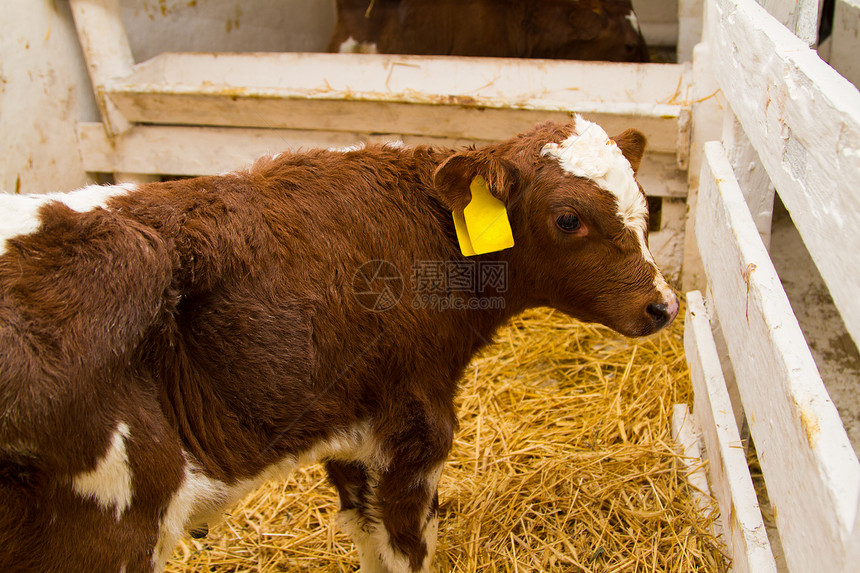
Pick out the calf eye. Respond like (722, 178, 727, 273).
(556, 213, 581, 233)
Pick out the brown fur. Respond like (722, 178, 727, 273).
(330, 0, 649, 62)
(0, 121, 675, 572)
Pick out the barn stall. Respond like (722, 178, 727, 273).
(2, 0, 859, 570)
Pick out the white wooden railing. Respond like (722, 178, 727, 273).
(682, 0, 860, 570)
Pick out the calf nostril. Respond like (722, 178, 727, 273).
(646, 302, 670, 328)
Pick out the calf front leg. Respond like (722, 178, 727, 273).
(326, 455, 445, 572)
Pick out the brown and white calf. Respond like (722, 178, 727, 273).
(0, 118, 677, 572)
(330, 0, 650, 62)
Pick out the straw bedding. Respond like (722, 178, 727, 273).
(167, 306, 729, 572)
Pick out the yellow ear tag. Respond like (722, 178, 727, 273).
(452, 175, 515, 257)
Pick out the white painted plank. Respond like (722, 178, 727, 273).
(638, 156, 689, 199)
(682, 42, 725, 292)
(697, 141, 860, 573)
(684, 291, 775, 573)
(703, 290, 746, 439)
(68, 0, 133, 135)
(102, 52, 689, 157)
(0, 0, 92, 195)
(671, 404, 716, 517)
(708, 0, 860, 350)
(75, 123, 688, 198)
(672, 404, 711, 500)
(119, 52, 689, 111)
(105, 93, 684, 155)
(760, 0, 821, 44)
(850, 492, 860, 572)
(677, 0, 704, 62)
(721, 111, 775, 250)
(76, 123, 418, 176)
(113, 173, 159, 185)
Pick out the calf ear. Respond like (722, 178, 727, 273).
(611, 129, 648, 174)
(433, 150, 517, 212)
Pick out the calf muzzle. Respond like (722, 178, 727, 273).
(645, 294, 679, 331)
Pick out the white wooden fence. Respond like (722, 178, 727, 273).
(682, 0, 860, 570)
(66, 0, 860, 571)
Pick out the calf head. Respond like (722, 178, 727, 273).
(434, 118, 678, 337)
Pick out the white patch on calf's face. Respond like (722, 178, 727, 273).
(626, 10, 641, 31)
(541, 116, 654, 264)
(0, 183, 135, 255)
(541, 116, 648, 234)
(72, 422, 133, 521)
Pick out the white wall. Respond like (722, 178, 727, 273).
(633, 0, 681, 47)
(121, 0, 336, 62)
(0, 0, 337, 194)
(0, 0, 97, 194)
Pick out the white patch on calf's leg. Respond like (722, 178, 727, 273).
(153, 424, 384, 570)
(422, 513, 439, 572)
(72, 422, 133, 521)
(152, 457, 231, 571)
(338, 508, 390, 573)
(423, 462, 444, 491)
(335, 473, 413, 573)
(338, 36, 379, 54)
(345, 462, 443, 573)
(0, 183, 135, 255)
(417, 462, 444, 572)
(375, 527, 412, 573)
(333, 466, 403, 573)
